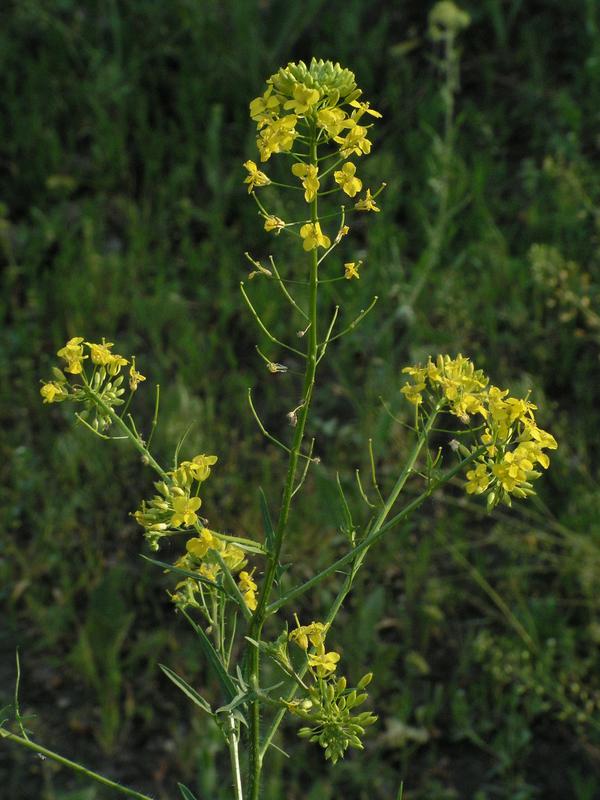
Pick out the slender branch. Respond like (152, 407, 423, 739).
(240, 283, 305, 357)
(82, 378, 168, 480)
(316, 305, 339, 364)
(0, 731, 155, 800)
(146, 384, 160, 449)
(268, 256, 309, 320)
(319, 296, 378, 345)
(292, 438, 316, 497)
(247, 389, 292, 454)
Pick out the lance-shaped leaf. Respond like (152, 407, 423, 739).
(181, 610, 239, 704)
(259, 487, 276, 555)
(159, 664, 213, 715)
(178, 783, 199, 800)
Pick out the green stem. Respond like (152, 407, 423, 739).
(246, 127, 320, 800)
(0, 731, 154, 800)
(83, 378, 168, 480)
(226, 714, 244, 800)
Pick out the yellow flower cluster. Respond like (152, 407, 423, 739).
(284, 618, 377, 763)
(41, 337, 146, 430)
(41, 337, 146, 400)
(400, 354, 558, 508)
(238, 569, 258, 611)
(289, 618, 340, 677)
(170, 527, 250, 610)
(134, 454, 218, 548)
(245, 58, 383, 223)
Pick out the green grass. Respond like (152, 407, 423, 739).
(1, 1, 600, 798)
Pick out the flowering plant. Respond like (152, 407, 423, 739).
(3, 49, 556, 800)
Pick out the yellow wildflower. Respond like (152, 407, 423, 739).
(249, 86, 280, 123)
(57, 337, 86, 374)
(334, 124, 372, 158)
(299, 222, 330, 251)
(264, 215, 286, 233)
(317, 107, 350, 137)
(189, 454, 218, 481)
(186, 528, 217, 559)
(243, 160, 271, 193)
(465, 463, 490, 495)
(222, 543, 246, 572)
(283, 84, 320, 114)
(40, 382, 66, 403)
(334, 162, 362, 197)
(344, 261, 361, 280)
(238, 570, 258, 611)
(349, 99, 382, 121)
(86, 341, 115, 366)
(291, 162, 320, 202)
(308, 650, 341, 677)
(289, 620, 328, 651)
(354, 188, 380, 212)
(200, 562, 220, 582)
(171, 495, 201, 528)
(257, 115, 298, 161)
(129, 359, 146, 391)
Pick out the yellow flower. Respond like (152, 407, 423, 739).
(291, 162, 320, 202)
(171, 495, 202, 527)
(200, 562, 220, 582)
(344, 261, 361, 280)
(86, 341, 115, 366)
(249, 86, 280, 122)
(129, 359, 146, 391)
(57, 337, 86, 374)
(40, 382, 66, 403)
(189, 454, 218, 481)
(289, 620, 328, 651)
(222, 543, 246, 572)
(186, 528, 217, 559)
(308, 650, 341, 677)
(243, 160, 271, 193)
(264, 215, 286, 233)
(283, 84, 320, 114)
(349, 99, 382, 120)
(107, 354, 128, 376)
(238, 569, 258, 610)
(317, 107, 350, 137)
(334, 162, 362, 197)
(257, 115, 298, 161)
(334, 124, 372, 158)
(299, 222, 330, 251)
(354, 188, 380, 212)
(465, 463, 490, 495)
(401, 380, 425, 406)
(238, 570, 257, 593)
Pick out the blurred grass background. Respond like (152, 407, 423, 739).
(1, 0, 600, 798)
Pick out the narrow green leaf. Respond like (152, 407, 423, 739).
(335, 472, 355, 539)
(178, 783, 199, 800)
(259, 487, 276, 554)
(180, 610, 238, 702)
(159, 664, 212, 715)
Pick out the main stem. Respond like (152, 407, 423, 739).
(246, 128, 320, 800)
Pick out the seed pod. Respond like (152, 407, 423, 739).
(357, 672, 373, 690)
